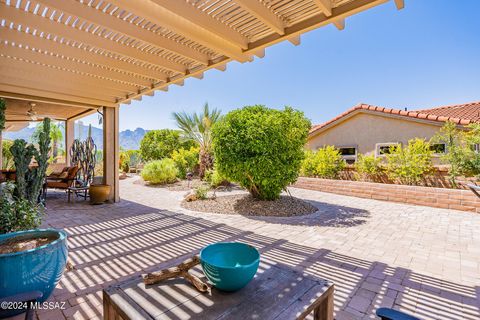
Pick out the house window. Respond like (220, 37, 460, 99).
(430, 143, 446, 154)
(375, 143, 399, 157)
(338, 146, 357, 164)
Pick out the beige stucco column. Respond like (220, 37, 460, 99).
(65, 119, 75, 165)
(103, 106, 120, 202)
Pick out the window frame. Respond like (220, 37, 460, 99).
(430, 143, 447, 156)
(375, 142, 400, 157)
(337, 145, 358, 163)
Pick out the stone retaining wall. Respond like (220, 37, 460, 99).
(294, 177, 480, 213)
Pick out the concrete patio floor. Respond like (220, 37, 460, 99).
(14, 177, 480, 319)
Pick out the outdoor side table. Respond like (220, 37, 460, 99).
(67, 186, 88, 203)
(103, 261, 334, 320)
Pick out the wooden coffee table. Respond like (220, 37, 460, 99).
(103, 259, 334, 320)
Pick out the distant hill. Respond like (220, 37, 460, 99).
(3, 123, 147, 151)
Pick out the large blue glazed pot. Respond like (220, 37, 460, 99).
(0, 229, 68, 307)
(200, 242, 260, 292)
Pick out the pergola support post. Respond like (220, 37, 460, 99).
(103, 106, 120, 202)
(65, 119, 75, 165)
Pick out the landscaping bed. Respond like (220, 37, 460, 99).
(181, 193, 318, 217)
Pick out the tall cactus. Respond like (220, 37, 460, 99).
(11, 118, 51, 203)
(0, 98, 6, 131)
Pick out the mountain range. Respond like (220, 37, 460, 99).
(3, 123, 147, 150)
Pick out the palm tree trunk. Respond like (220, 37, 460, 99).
(52, 141, 58, 163)
(199, 149, 213, 179)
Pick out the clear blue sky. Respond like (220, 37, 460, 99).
(98, 0, 480, 131)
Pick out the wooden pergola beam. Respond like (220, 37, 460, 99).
(0, 58, 135, 95)
(233, 0, 285, 35)
(0, 73, 118, 103)
(1, 3, 186, 74)
(0, 92, 111, 109)
(0, 84, 116, 107)
(35, 0, 209, 66)
(394, 0, 405, 9)
(0, 42, 153, 88)
(107, 0, 251, 62)
(150, 0, 249, 50)
(0, 27, 167, 81)
(248, 0, 390, 52)
(121, 57, 230, 104)
(314, 0, 333, 16)
(333, 19, 345, 30)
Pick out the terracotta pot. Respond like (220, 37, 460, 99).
(89, 184, 111, 205)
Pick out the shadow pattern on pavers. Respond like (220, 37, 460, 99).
(243, 199, 370, 227)
(25, 191, 480, 320)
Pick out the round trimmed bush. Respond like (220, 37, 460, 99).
(141, 158, 178, 184)
(212, 105, 311, 200)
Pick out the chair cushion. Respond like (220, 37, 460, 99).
(58, 172, 69, 179)
(47, 181, 69, 189)
(67, 166, 79, 180)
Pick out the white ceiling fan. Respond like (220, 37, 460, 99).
(7, 102, 60, 121)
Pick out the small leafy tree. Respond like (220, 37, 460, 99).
(459, 123, 480, 180)
(431, 121, 469, 187)
(385, 138, 433, 185)
(171, 146, 200, 178)
(355, 153, 383, 181)
(139, 129, 194, 162)
(301, 147, 346, 179)
(212, 105, 310, 200)
(173, 103, 221, 178)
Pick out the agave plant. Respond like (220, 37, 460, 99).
(172, 103, 221, 178)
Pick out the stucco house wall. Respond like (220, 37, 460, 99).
(307, 110, 455, 158)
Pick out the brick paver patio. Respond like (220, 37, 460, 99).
(11, 177, 480, 320)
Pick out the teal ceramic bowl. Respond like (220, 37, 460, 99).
(200, 242, 260, 292)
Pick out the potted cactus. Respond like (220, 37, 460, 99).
(0, 107, 68, 317)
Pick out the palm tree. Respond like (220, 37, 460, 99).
(172, 103, 221, 178)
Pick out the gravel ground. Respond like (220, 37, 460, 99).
(181, 193, 318, 217)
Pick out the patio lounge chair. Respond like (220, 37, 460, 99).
(45, 166, 80, 193)
(376, 307, 420, 320)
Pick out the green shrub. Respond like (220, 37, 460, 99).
(141, 159, 178, 184)
(140, 129, 195, 161)
(212, 105, 310, 200)
(431, 121, 469, 187)
(171, 146, 200, 178)
(194, 185, 209, 200)
(204, 168, 229, 187)
(0, 182, 44, 234)
(355, 154, 383, 181)
(301, 146, 345, 179)
(120, 150, 142, 173)
(385, 138, 433, 185)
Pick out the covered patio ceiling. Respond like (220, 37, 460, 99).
(0, 0, 404, 109)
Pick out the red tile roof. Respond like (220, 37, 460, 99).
(310, 101, 480, 135)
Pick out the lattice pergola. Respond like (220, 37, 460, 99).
(0, 0, 404, 110)
(0, 0, 403, 202)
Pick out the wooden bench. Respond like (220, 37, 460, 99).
(103, 261, 334, 320)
